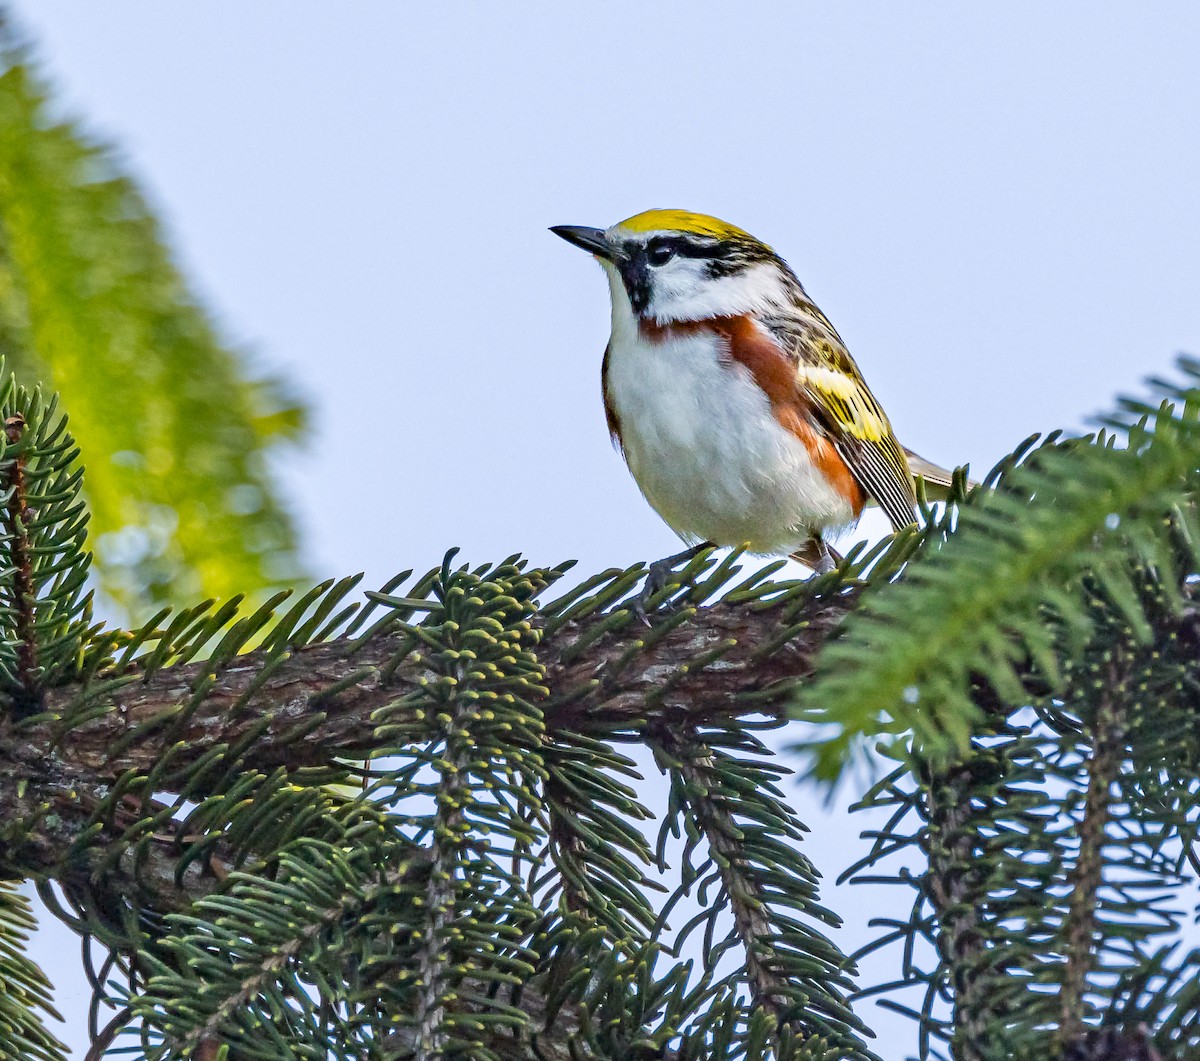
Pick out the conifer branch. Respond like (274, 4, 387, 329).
(543, 766, 595, 917)
(1059, 668, 1127, 1047)
(83, 1007, 133, 1061)
(0, 587, 859, 944)
(0, 741, 224, 909)
(655, 724, 790, 1022)
(2, 412, 40, 713)
(21, 594, 852, 814)
(923, 759, 989, 1061)
(414, 702, 471, 1058)
(176, 859, 422, 1056)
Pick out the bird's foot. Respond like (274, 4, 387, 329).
(632, 543, 712, 625)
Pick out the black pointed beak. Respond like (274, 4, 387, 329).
(550, 224, 614, 260)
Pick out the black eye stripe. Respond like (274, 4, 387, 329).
(652, 236, 726, 261)
(617, 235, 781, 313)
(676, 239, 726, 259)
(621, 236, 735, 263)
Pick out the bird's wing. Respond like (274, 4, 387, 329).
(715, 312, 919, 530)
(792, 338, 917, 531)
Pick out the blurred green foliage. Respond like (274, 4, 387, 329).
(0, 16, 308, 621)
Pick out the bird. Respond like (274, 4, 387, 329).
(551, 209, 958, 610)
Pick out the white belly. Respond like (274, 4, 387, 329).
(604, 327, 856, 554)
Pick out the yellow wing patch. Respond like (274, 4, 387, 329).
(796, 364, 890, 441)
(616, 209, 761, 244)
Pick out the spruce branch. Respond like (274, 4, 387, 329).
(16, 588, 856, 820)
(0, 358, 1197, 1058)
(921, 758, 989, 1061)
(1059, 667, 1127, 1047)
(160, 845, 429, 1058)
(648, 715, 874, 1059)
(543, 766, 593, 917)
(0, 548, 888, 1060)
(654, 725, 790, 1019)
(82, 1006, 142, 1061)
(0, 587, 855, 922)
(413, 678, 472, 1058)
(539, 732, 656, 928)
(0, 881, 67, 1061)
(844, 545, 1200, 1058)
(2, 412, 39, 713)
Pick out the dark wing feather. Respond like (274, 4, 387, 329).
(834, 433, 917, 530)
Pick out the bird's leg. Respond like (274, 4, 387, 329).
(633, 542, 713, 623)
(813, 536, 837, 574)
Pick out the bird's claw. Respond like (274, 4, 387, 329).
(631, 544, 711, 625)
(632, 558, 675, 625)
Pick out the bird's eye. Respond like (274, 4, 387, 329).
(646, 239, 676, 267)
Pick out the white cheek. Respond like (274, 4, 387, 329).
(650, 258, 709, 305)
(649, 262, 791, 323)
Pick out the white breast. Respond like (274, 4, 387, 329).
(601, 271, 856, 554)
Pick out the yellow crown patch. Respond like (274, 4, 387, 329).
(616, 209, 758, 243)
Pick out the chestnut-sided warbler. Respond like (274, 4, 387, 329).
(552, 209, 956, 601)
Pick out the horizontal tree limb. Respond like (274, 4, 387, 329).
(0, 590, 855, 890)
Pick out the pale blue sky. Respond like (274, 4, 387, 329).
(12, 3, 1200, 1058)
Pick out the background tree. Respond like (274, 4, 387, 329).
(0, 14, 307, 621)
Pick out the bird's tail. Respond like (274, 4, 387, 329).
(903, 446, 977, 503)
